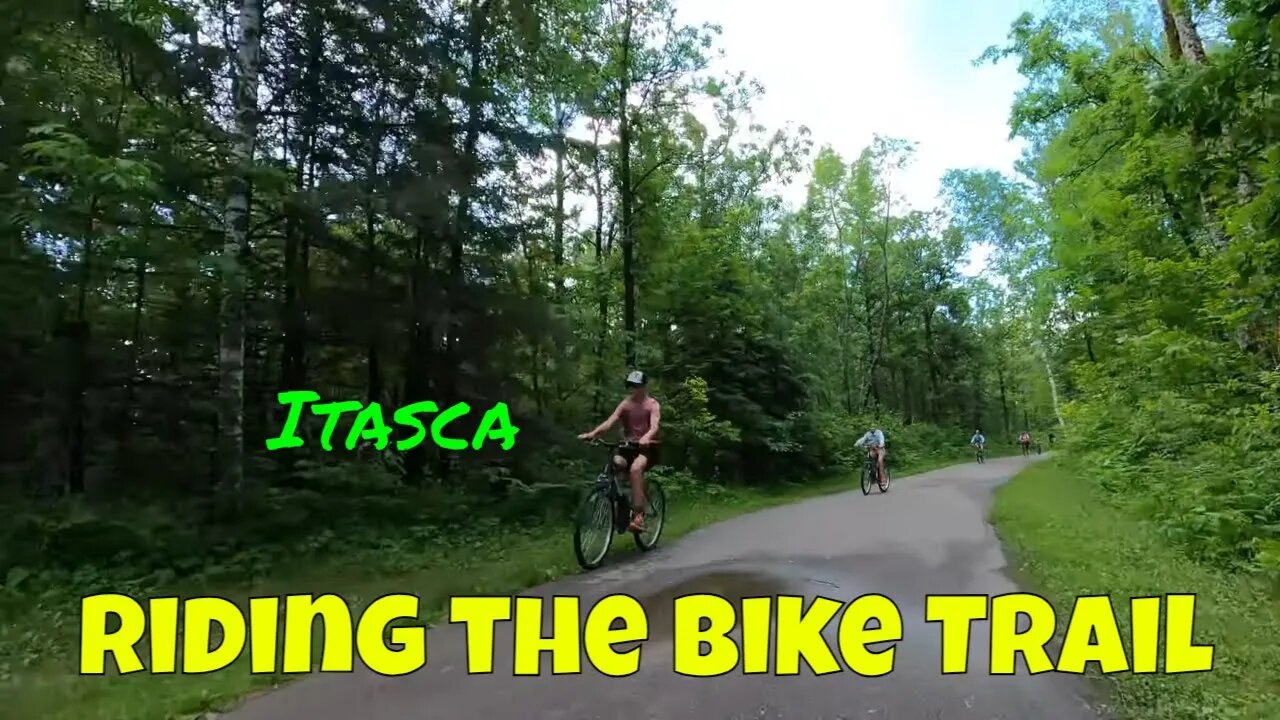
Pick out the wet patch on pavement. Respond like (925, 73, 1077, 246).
(634, 565, 794, 643)
(220, 456, 1111, 720)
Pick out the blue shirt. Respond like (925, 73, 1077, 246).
(855, 429, 885, 447)
(971, 434, 985, 445)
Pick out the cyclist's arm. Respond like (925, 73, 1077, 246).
(585, 401, 625, 438)
(638, 402, 660, 445)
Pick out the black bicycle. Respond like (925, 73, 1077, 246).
(975, 445, 986, 463)
(573, 440, 666, 570)
(860, 448, 890, 495)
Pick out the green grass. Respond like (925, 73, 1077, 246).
(1, 446, 1014, 720)
(991, 458, 1280, 720)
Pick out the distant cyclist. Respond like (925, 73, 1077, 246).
(1019, 430, 1032, 455)
(578, 370, 660, 532)
(1048, 431, 1055, 446)
(854, 427, 887, 485)
(970, 429, 986, 455)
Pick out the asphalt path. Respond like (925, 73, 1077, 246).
(226, 453, 1105, 720)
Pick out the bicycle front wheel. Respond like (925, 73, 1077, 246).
(633, 480, 666, 551)
(573, 486, 615, 570)
(860, 464, 873, 495)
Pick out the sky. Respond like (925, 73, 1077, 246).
(670, 0, 1045, 272)
(672, 0, 1041, 210)
(558, 0, 1045, 275)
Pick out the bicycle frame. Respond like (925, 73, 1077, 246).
(574, 439, 667, 569)
(861, 446, 889, 493)
(590, 441, 639, 534)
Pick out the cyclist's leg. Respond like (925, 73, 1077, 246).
(875, 445, 885, 479)
(639, 445, 660, 507)
(627, 451, 651, 528)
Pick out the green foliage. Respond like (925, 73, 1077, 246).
(993, 460, 1280, 720)
(967, 0, 1280, 575)
(0, 1, 1058, 712)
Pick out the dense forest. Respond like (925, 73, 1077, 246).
(2, 0, 1276, 639)
(984, 0, 1280, 574)
(3, 0, 1279, 715)
(0, 0, 1058, 588)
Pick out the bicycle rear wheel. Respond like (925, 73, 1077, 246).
(633, 480, 666, 551)
(573, 486, 615, 570)
(860, 463, 873, 495)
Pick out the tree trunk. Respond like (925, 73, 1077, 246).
(859, 254, 876, 412)
(617, 0, 637, 368)
(1169, 0, 1206, 63)
(970, 367, 983, 432)
(1156, 0, 1183, 61)
(863, 186, 893, 409)
(1036, 340, 1066, 428)
(67, 203, 96, 495)
(280, 11, 322, 394)
(591, 125, 609, 414)
(840, 349, 853, 416)
(998, 364, 1010, 435)
(403, 227, 434, 484)
(364, 191, 382, 406)
(552, 102, 568, 299)
(364, 91, 386, 406)
(444, 0, 489, 413)
(119, 255, 147, 459)
(923, 308, 940, 421)
(1160, 0, 1222, 247)
(218, 0, 264, 495)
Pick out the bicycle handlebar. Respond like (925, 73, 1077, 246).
(583, 438, 645, 449)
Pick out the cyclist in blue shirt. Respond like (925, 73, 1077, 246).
(855, 428, 887, 485)
(970, 430, 986, 451)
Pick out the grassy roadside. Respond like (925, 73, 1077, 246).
(3, 445, 1016, 720)
(990, 459, 1280, 720)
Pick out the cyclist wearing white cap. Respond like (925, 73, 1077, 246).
(578, 370, 661, 532)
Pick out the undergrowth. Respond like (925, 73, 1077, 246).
(0, 442, 1011, 719)
(992, 458, 1280, 720)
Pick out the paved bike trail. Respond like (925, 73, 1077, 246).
(225, 454, 1105, 720)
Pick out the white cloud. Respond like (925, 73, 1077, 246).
(552, 0, 1039, 279)
(672, 0, 1033, 212)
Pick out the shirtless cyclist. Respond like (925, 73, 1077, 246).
(578, 370, 661, 532)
